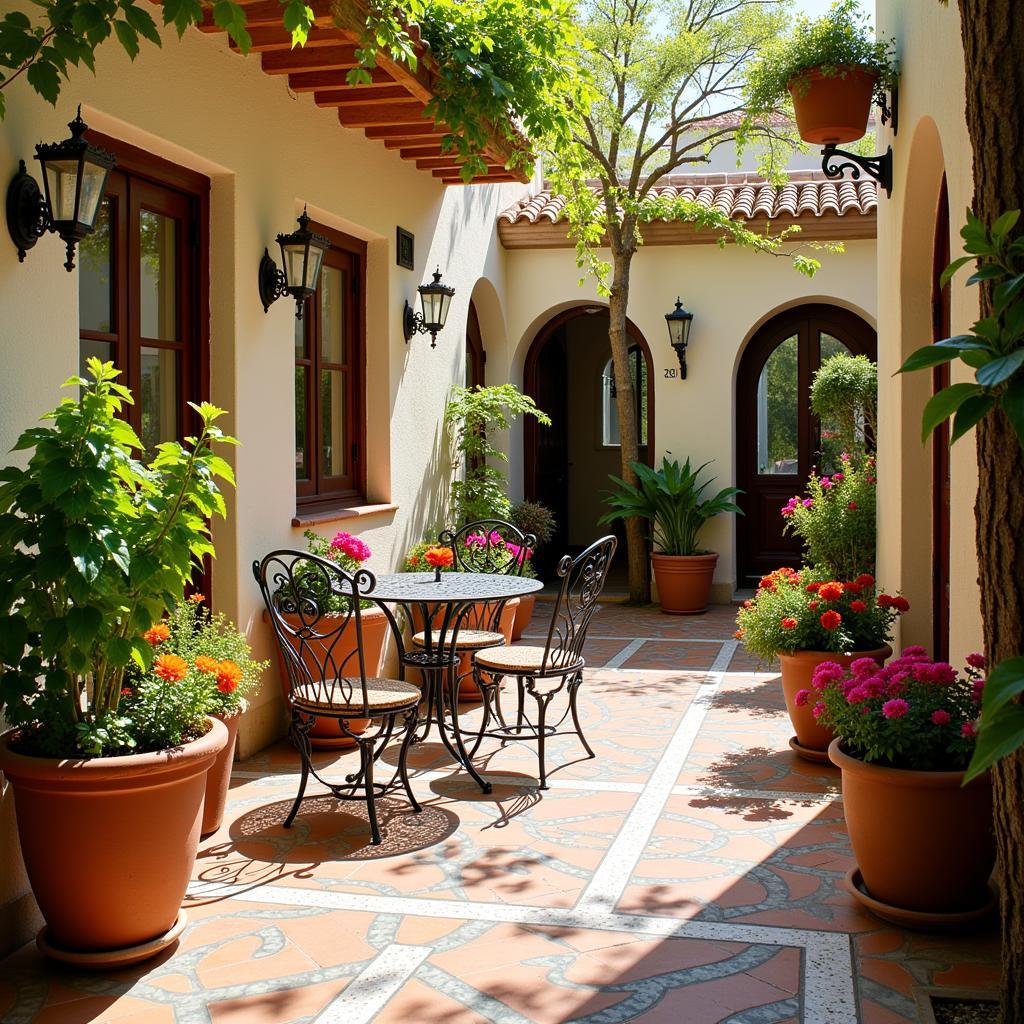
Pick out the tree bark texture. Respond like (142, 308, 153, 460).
(607, 231, 650, 603)
(956, 2, 1024, 1017)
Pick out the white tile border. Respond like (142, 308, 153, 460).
(601, 637, 647, 669)
(313, 943, 431, 1023)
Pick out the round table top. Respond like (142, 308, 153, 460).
(365, 572, 543, 604)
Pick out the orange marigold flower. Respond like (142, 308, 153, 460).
(144, 623, 171, 646)
(188, 592, 205, 603)
(154, 653, 188, 683)
(818, 582, 845, 602)
(216, 660, 243, 694)
(424, 546, 454, 569)
(734, 629, 744, 640)
(195, 655, 219, 674)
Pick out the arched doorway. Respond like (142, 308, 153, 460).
(735, 304, 877, 587)
(523, 308, 655, 578)
(931, 177, 951, 660)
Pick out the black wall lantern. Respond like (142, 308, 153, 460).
(259, 208, 330, 320)
(6, 107, 116, 272)
(403, 267, 455, 348)
(665, 297, 694, 380)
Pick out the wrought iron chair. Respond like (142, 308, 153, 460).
(253, 551, 422, 845)
(409, 518, 537, 661)
(470, 535, 617, 789)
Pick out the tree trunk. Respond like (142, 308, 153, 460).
(607, 240, 649, 603)
(956, 2, 1024, 1017)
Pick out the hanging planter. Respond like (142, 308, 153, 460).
(788, 65, 878, 145)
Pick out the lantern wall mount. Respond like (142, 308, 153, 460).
(818, 84, 898, 198)
(664, 298, 694, 380)
(403, 267, 455, 348)
(6, 107, 116, 272)
(258, 208, 330, 321)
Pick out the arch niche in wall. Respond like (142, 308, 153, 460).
(522, 306, 655, 569)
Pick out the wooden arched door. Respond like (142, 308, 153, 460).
(736, 304, 877, 587)
(466, 300, 485, 388)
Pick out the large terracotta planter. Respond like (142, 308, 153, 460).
(267, 607, 389, 750)
(0, 717, 227, 964)
(651, 552, 718, 615)
(788, 65, 877, 145)
(829, 739, 996, 923)
(778, 645, 892, 761)
(202, 708, 241, 836)
(511, 592, 537, 641)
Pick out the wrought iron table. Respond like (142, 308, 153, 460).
(364, 572, 543, 794)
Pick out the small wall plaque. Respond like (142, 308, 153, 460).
(396, 227, 414, 270)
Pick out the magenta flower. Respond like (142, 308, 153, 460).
(840, 452, 851, 463)
(882, 698, 910, 719)
(961, 721, 978, 739)
(931, 710, 951, 726)
(966, 653, 987, 670)
(821, 477, 833, 489)
(850, 657, 881, 676)
(832, 472, 845, 482)
(802, 498, 814, 508)
(972, 677, 986, 704)
(795, 688, 812, 707)
(330, 532, 371, 563)
(812, 702, 825, 720)
(811, 661, 846, 689)
(848, 501, 858, 510)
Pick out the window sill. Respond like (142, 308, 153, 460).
(292, 502, 399, 528)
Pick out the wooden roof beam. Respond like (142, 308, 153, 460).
(337, 101, 429, 128)
(261, 45, 360, 74)
(314, 86, 416, 107)
(288, 68, 395, 92)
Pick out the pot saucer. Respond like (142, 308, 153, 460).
(845, 867, 998, 931)
(37, 909, 187, 968)
(788, 736, 834, 764)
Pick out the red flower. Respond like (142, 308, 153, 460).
(805, 582, 821, 594)
(844, 581, 862, 595)
(819, 582, 844, 602)
(892, 596, 910, 613)
(850, 600, 867, 613)
(820, 610, 842, 630)
(781, 617, 798, 630)
(808, 600, 819, 610)
(856, 574, 875, 589)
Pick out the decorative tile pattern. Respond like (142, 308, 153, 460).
(0, 604, 999, 1023)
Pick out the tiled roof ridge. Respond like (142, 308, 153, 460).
(498, 170, 877, 226)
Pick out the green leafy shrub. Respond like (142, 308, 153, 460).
(811, 353, 877, 466)
(511, 500, 556, 547)
(599, 457, 742, 557)
(745, 0, 898, 112)
(781, 455, 877, 578)
(0, 360, 236, 757)
(735, 566, 906, 661)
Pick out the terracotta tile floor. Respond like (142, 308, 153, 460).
(0, 603, 1000, 1023)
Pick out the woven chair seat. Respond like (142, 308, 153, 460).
(473, 645, 582, 673)
(412, 629, 505, 650)
(292, 677, 420, 715)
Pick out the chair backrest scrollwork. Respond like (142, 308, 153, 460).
(439, 518, 537, 576)
(253, 551, 376, 715)
(537, 535, 618, 673)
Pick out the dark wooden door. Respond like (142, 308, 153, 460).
(932, 178, 951, 660)
(533, 328, 569, 575)
(736, 305, 877, 587)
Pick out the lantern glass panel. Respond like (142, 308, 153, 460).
(282, 241, 310, 292)
(436, 290, 453, 329)
(419, 288, 441, 328)
(43, 158, 83, 224)
(77, 159, 111, 229)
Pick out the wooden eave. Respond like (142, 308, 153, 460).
(497, 210, 878, 250)
(176, 0, 529, 185)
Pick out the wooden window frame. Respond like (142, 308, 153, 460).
(295, 222, 367, 511)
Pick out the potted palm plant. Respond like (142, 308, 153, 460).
(746, 0, 898, 145)
(0, 360, 235, 965)
(600, 457, 742, 615)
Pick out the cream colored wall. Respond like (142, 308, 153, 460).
(875, 0, 981, 663)
(498, 238, 878, 596)
(0, 14, 527, 953)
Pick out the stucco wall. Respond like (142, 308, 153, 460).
(874, 0, 981, 663)
(497, 238, 878, 597)
(0, 13, 529, 953)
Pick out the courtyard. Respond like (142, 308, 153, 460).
(0, 604, 999, 1024)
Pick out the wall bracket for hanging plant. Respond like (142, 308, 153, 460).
(819, 84, 898, 199)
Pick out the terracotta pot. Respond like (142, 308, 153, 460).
(412, 599, 519, 697)
(651, 552, 718, 615)
(829, 739, 996, 916)
(511, 592, 537, 641)
(266, 607, 389, 750)
(0, 717, 227, 961)
(202, 708, 241, 836)
(788, 65, 878, 145)
(778, 646, 892, 758)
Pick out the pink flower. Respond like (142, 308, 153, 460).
(846, 686, 868, 705)
(832, 472, 845, 482)
(882, 698, 910, 719)
(795, 688, 812, 707)
(848, 502, 858, 511)
(330, 532, 371, 563)
(972, 677, 986, 704)
(821, 477, 834, 489)
(961, 721, 978, 739)
(966, 653, 987, 670)
(931, 710, 951, 726)
(811, 661, 845, 689)
(812, 702, 826, 720)
(902, 645, 928, 658)
(850, 657, 880, 676)
(840, 452, 851, 463)
(802, 498, 814, 508)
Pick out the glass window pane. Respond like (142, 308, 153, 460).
(320, 265, 345, 364)
(756, 335, 799, 475)
(140, 347, 178, 455)
(139, 210, 178, 341)
(320, 368, 346, 478)
(79, 338, 112, 380)
(295, 367, 308, 480)
(294, 313, 307, 360)
(602, 359, 619, 446)
(79, 197, 113, 333)
(821, 332, 852, 363)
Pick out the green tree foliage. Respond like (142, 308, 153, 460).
(811, 352, 877, 462)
